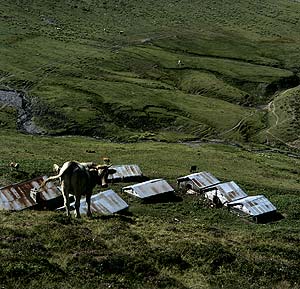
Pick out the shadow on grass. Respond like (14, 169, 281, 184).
(142, 192, 183, 204)
(255, 211, 285, 224)
(92, 212, 136, 224)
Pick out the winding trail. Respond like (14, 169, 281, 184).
(219, 111, 255, 136)
(265, 89, 298, 149)
(216, 86, 299, 150)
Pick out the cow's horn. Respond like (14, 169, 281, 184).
(97, 164, 113, 169)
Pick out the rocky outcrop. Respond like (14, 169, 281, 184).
(0, 90, 45, 134)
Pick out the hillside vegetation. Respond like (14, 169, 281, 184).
(1, 0, 300, 144)
(1, 1, 300, 289)
(1, 133, 300, 289)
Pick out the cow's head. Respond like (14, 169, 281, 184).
(95, 164, 116, 187)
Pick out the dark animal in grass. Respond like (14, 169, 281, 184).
(41, 161, 116, 218)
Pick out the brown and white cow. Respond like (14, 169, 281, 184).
(41, 161, 116, 218)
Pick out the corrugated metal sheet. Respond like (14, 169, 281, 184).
(108, 164, 143, 181)
(122, 179, 174, 199)
(204, 181, 248, 206)
(70, 190, 128, 215)
(177, 171, 220, 191)
(0, 176, 61, 211)
(228, 195, 277, 216)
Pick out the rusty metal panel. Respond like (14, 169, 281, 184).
(31, 177, 62, 201)
(70, 190, 128, 215)
(108, 164, 143, 181)
(122, 179, 174, 199)
(0, 176, 61, 211)
(228, 195, 276, 216)
(204, 181, 248, 206)
(177, 172, 220, 191)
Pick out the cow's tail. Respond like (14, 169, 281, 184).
(39, 161, 76, 190)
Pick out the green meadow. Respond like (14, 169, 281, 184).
(1, 131, 300, 289)
(1, 0, 300, 143)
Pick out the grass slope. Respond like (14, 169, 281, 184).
(257, 86, 300, 148)
(0, 132, 300, 289)
(1, 2, 300, 288)
(1, 0, 300, 143)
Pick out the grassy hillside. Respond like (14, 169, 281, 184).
(1, 1, 300, 288)
(0, 132, 300, 289)
(1, 0, 300, 143)
(256, 86, 300, 147)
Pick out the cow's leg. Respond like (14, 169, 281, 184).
(74, 195, 81, 218)
(86, 194, 92, 217)
(61, 180, 71, 217)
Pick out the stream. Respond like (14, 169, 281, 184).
(0, 90, 45, 134)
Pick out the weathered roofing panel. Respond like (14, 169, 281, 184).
(108, 164, 143, 181)
(177, 172, 220, 190)
(70, 190, 128, 215)
(228, 195, 276, 216)
(0, 176, 61, 211)
(204, 181, 248, 205)
(122, 179, 174, 199)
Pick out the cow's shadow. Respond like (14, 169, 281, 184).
(92, 211, 135, 223)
